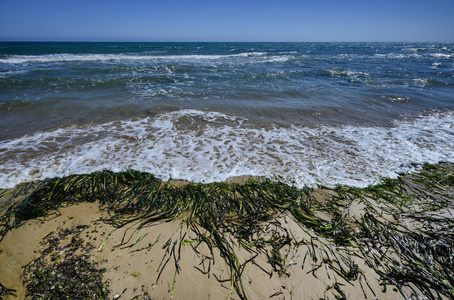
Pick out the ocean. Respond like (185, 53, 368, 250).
(0, 42, 453, 189)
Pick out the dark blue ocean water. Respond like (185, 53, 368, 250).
(1, 42, 453, 188)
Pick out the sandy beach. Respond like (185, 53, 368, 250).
(1, 163, 453, 299)
(0, 203, 379, 299)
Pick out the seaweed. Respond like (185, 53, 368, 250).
(0, 163, 453, 299)
(22, 225, 109, 299)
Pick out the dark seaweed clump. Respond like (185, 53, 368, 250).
(22, 225, 109, 300)
(0, 162, 453, 299)
(0, 283, 17, 300)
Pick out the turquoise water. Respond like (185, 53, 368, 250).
(0, 42, 453, 188)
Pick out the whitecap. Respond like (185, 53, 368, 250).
(431, 53, 453, 58)
(0, 52, 270, 64)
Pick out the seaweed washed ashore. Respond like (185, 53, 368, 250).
(0, 163, 453, 299)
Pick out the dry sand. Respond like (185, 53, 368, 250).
(0, 194, 401, 299)
(0, 173, 451, 300)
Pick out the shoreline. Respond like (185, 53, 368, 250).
(2, 109, 454, 191)
(1, 163, 453, 299)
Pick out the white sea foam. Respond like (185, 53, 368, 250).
(0, 110, 453, 189)
(261, 56, 291, 63)
(324, 69, 370, 81)
(412, 78, 447, 87)
(431, 62, 443, 69)
(413, 78, 429, 87)
(430, 53, 453, 58)
(0, 69, 28, 77)
(0, 52, 269, 64)
(373, 53, 420, 59)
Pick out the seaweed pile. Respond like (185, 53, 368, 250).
(22, 225, 109, 299)
(0, 163, 453, 299)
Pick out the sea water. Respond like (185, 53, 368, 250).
(0, 42, 453, 189)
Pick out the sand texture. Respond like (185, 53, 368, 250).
(1, 164, 453, 299)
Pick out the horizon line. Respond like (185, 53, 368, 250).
(1, 40, 453, 43)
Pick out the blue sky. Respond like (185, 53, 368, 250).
(0, 0, 453, 42)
